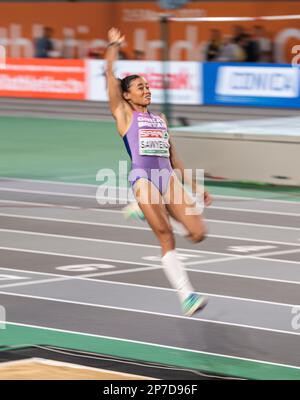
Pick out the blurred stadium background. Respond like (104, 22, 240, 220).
(0, 0, 300, 381)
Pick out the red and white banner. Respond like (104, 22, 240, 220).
(0, 59, 85, 99)
(0, 58, 202, 103)
(86, 60, 202, 104)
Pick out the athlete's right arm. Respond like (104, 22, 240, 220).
(105, 28, 128, 120)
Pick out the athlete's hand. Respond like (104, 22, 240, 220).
(204, 191, 212, 207)
(108, 27, 125, 45)
(194, 184, 212, 207)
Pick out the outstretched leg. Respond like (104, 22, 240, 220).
(164, 173, 207, 243)
(133, 178, 207, 315)
(163, 173, 208, 315)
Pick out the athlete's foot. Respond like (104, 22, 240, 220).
(123, 202, 145, 221)
(182, 293, 208, 317)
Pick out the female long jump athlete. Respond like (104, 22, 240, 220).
(105, 28, 212, 317)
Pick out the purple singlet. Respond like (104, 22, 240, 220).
(123, 111, 173, 195)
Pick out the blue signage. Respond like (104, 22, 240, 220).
(203, 62, 300, 108)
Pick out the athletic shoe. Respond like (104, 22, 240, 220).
(182, 293, 208, 317)
(123, 202, 145, 221)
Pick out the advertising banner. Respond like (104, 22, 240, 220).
(0, 58, 85, 99)
(203, 62, 300, 108)
(86, 60, 202, 104)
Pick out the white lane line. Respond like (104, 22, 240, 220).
(0, 177, 298, 206)
(0, 267, 297, 309)
(0, 199, 121, 214)
(0, 177, 97, 188)
(6, 321, 300, 372)
(0, 187, 131, 204)
(0, 199, 79, 209)
(0, 272, 105, 290)
(0, 291, 299, 336)
(0, 246, 161, 267)
(59, 276, 300, 308)
(210, 205, 300, 217)
(1, 228, 300, 262)
(0, 212, 149, 232)
(92, 208, 300, 223)
(0, 266, 160, 281)
(1, 212, 299, 247)
(80, 265, 162, 278)
(2, 209, 300, 235)
(0, 187, 96, 199)
(4, 200, 300, 231)
(207, 234, 300, 247)
(0, 265, 161, 290)
(253, 248, 300, 258)
(0, 267, 82, 280)
(0, 228, 238, 256)
(1, 243, 299, 285)
(186, 267, 300, 286)
(1, 250, 299, 289)
(213, 193, 300, 206)
(0, 243, 246, 261)
(1, 198, 300, 230)
(249, 255, 300, 265)
(1, 186, 300, 216)
(185, 255, 243, 266)
(207, 218, 300, 232)
(0, 228, 161, 249)
(0, 264, 161, 284)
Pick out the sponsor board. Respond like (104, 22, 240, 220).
(0, 58, 85, 99)
(2, 58, 300, 108)
(204, 62, 300, 108)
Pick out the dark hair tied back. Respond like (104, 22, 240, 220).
(119, 75, 140, 92)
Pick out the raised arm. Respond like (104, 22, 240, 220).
(105, 28, 127, 118)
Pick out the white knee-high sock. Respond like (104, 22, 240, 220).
(161, 249, 194, 302)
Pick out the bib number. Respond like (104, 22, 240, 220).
(139, 129, 170, 157)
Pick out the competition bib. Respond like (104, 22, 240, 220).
(139, 129, 170, 157)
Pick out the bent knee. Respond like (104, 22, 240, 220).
(189, 228, 206, 243)
(154, 224, 173, 239)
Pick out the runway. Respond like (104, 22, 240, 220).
(0, 178, 299, 379)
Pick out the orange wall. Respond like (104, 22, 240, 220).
(0, 2, 299, 62)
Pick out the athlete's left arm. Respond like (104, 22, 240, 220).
(169, 139, 211, 206)
(160, 113, 212, 206)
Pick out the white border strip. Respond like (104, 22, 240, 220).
(169, 15, 300, 22)
(5, 321, 300, 372)
(0, 288, 299, 337)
